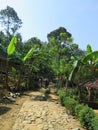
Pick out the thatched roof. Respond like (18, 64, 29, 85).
(85, 79, 98, 89)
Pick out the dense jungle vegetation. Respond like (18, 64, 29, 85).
(0, 6, 98, 102)
(0, 6, 98, 130)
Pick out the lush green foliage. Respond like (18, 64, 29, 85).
(86, 44, 92, 55)
(0, 6, 98, 129)
(64, 97, 78, 115)
(75, 103, 85, 118)
(91, 115, 98, 130)
(57, 88, 98, 130)
(78, 106, 96, 130)
(23, 47, 38, 62)
(57, 89, 67, 105)
(0, 6, 98, 102)
(7, 36, 17, 55)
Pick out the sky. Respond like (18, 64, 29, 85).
(0, 0, 98, 51)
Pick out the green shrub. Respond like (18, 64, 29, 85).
(57, 89, 67, 105)
(56, 88, 64, 95)
(91, 115, 98, 130)
(57, 88, 78, 113)
(66, 88, 78, 100)
(78, 106, 95, 130)
(64, 97, 78, 115)
(57, 88, 98, 130)
(75, 103, 85, 118)
(57, 88, 78, 100)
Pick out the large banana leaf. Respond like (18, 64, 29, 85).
(69, 44, 98, 82)
(23, 47, 38, 62)
(82, 51, 98, 64)
(69, 60, 81, 81)
(7, 37, 17, 55)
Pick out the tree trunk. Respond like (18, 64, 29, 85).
(78, 85, 82, 101)
(16, 72, 21, 91)
(5, 60, 10, 90)
(88, 88, 94, 102)
(58, 76, 62, 88)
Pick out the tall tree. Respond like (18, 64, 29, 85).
(47, 27, 71, 41)
(23, 37, 42, 54)
(0, 6, 22, 36)
(47, 27, 84, 87)
(0, 31, 6, 44)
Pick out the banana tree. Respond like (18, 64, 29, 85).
(21, 46, 39, 90)
(5, 36, 17, 90)
(6, 36, 39, 91)
(69, 44, 98, 101)
(6, 36, 23, 90)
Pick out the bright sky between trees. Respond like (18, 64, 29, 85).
(0, 0, 98, 51)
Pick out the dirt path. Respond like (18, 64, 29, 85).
(0, 92, 30, 130)
(0, 89, 85, 130)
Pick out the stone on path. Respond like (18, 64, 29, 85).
(12, 91, 84, 130)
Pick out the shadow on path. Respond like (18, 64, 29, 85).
(0, 106, 11, 115)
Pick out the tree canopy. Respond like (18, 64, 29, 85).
(0, 6, 98, 97)
(0, 6, 22, 35)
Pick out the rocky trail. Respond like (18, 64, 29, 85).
(0, 88, 85, 130)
